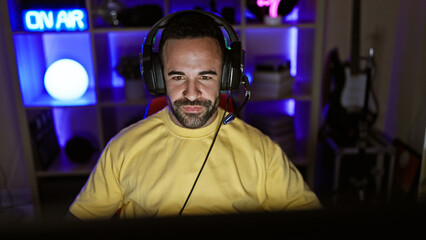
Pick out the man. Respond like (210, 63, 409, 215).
(69, 11, 321, 220)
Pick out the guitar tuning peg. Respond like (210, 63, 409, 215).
(368, 48, 374, 58)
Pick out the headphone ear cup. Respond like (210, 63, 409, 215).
(141, 51, 157, 95)
(152, 53, 166, 95)
(221, 50, 232, 91)
(142, 52, 165, 96)
(227, 42, 243, 92)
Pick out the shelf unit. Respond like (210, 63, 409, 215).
(5, 0, 325, 219)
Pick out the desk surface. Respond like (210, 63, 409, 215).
(1, 207, 425, 238)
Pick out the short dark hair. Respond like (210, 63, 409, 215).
(159, 12, 226, 62)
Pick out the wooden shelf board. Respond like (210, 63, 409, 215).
(36, 150, 99, 178)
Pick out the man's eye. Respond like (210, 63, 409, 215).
(200, 76, 212, 80)
(172, 76, 184, 80)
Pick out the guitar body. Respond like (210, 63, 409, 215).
(320, 0, 378, 145)
(321, 49, 366, 145)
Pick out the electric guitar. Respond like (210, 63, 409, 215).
(320, 0, 379, 145)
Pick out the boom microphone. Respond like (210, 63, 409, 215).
(223, 75, 251, 125)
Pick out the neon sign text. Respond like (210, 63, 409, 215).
(257, 0, 281, 18)
(23, 9, 88, 32)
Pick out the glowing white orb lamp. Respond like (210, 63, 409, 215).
(44, 59, 89, 101)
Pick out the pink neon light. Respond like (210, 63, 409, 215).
(257, 0, 281, 18)
(257, 0, 270, 7)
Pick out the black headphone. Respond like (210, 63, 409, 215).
(139, 10, 246, 96)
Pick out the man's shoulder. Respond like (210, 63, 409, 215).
(224, 116, 273, 143)
(227, 116, 264, 134)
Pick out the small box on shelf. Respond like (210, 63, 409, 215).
(251, 59, 295, 100)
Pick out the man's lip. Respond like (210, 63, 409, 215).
(181, 105, 204, 113)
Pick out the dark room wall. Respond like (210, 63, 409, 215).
(0, 2, 30, 190)
(322, 0, 426, 154)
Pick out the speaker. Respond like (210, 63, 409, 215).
(65, 136, 95, 164)
(140, 10, 245, 96)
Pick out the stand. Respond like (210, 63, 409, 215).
(326, 130, 396, 201)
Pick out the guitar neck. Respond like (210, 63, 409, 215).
(350, 0, 361, 74)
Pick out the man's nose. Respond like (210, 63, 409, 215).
(183, 79, 201, 101)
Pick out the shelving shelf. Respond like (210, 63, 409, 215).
(90, 22, 315, 32)
(92, 27, 152, 33)
(244, 22, 315, 29)
(252, 96, 312, 101)
(35, 150, 99, 178)
(6, 0, 325, 219)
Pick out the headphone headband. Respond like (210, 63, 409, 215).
(145, 10, 240, 45)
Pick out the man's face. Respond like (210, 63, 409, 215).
(162, 37, 222, 129)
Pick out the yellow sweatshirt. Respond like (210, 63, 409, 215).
(69, 107, 321, 220)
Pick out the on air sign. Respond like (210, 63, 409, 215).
(23, 9, 88, 32)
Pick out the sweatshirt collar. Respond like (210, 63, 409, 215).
(163, 106, 224, 138)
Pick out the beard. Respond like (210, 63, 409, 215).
(168, 94, 220, 129)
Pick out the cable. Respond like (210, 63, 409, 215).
(178, 91, 230, 217)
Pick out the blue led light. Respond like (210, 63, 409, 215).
(286, 7, 299, 76)
(281, 98, 295, 116)
(245, 72, 253, 85)
(23, 9, 88, 32)
(288, 26, 298, 76)
(284, 6, 299, 21)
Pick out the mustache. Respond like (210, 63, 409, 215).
(173, 99, 211, 107)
